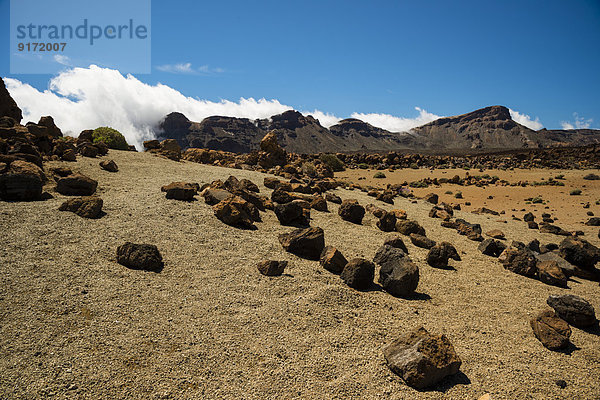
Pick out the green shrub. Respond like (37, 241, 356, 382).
(555, 174, 565, 180)
(373, 172, 386, 179)
(319, 154, 345, 172)
(445, 190, 453, 194)
(570, 189, 582, 196)
(531, 197, 543, 204)
(302, 162, 316, 177)
(409, 163, 419, 169)
(358, 163, 369, 170)
(92, 127, 129, 150)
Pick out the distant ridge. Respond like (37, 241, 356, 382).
(157, 105, 600, 154)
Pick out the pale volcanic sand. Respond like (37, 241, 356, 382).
(337, 168, 600, 228)
(1, 151, 599, 400)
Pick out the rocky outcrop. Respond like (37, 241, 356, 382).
(0, 78, 22, 123)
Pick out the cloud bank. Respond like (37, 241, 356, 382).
(509, 108, 544, 130)
(351, 107, 442, 132)
(560, 112, 593, 130)
(5, 65, 542, 150)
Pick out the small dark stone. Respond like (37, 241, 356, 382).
(257, 260, 287, 276)
(116, 242, 163, 272)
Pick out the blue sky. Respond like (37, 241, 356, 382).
(1, 0, 599, 132)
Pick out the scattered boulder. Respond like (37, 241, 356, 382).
(161, 182, 198, 201)
(539, 223, 570, 236)
(278, 227, 325, 260)
(424, 193, 438, 204)
(239, 178, 259, 193)
(257, 260, 287, 276)
(429, 204, 453, 220)
(338, 199, 365, 224)
(213, 195, 257, 229)
(0, 160, 45, 201)
(341, 258, 375, 290)
(396, 220, 426, 236)
(523, 212, 535, 222)
(58, 196, 103, 219)
(383, 235, 409, 253)
(373, 245, 406, 266)
(383, 327, 462, 389)
(485, 229, 505, 239)
(376, 211, 397, 232)
(310, 196, 328, 212)
(528, 221, 539, 230)
(116, 242, 163, 272)
(202, 188, 232, 205)
(530, 310, 572, 351)
(274, 201, 310, 227)
(378, 255, 419, 297)
(325, 192, 342, 204)
(426, 242, 461, 268)
(547, 294, 597, 328)
(498, 247, 538, 277)
(537, 260, 568, 288)
(56, 174, 97, 196)
(558, 237, 600, 270)
(409, 233, 436, 249)
(37, 116, 62, 137)
(99, 159, 118, 172)
(319, 246, 348, 274)
(478, 238, 507, 257)
(583, 173, 600, 180)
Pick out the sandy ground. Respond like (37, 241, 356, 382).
(1, 151, 599, 400)
(337, 168, 600, 228)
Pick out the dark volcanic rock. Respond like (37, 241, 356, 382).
(558, 237, 600, 270)
(338, 199, 365, 224)
(117, 242, 163, 272)
(99, 159, 119, 172)
(0, 160, 45, 201)
(396, 220, 426, 236)
(427, 242, 461, 268)
(0, 78, 22, 123)
(547, 294, 597, 328)
(373, 245, 406, 266)
(341, 258, 375, 290)
(537, 260, 568, 288)
(376, 211, 397, 232)
(274, 201, 310, 226)
(499, 247, 538, 277)
(378, 256, 419, 297)
(257, 260, 287, 276)
(319, 246, 348, 274)
(530, 310, 572, 351)
(278, 227, 325, 260)
(383, 235, 409, 253)
(56, 174, 98, 196)
(409, 233, 436, 249)
(213, 195, 257, 229)
(161, 182, 198, 201)
(59, 196, 103, 219)
(383, 327, 462, 389)
(478, 238, 507, 257)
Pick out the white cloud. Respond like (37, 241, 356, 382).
(4, 65, 444, 150)
(509, 108, 543, 130)
(301, 110, 341, 128)
(350, 107, 442, 132)
(53, 54, 71, 66)
(156, 63, 224, 75)
(560, 112, 593, 130)
(5, 65, 291, 149)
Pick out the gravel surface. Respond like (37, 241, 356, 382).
(1, 150, 599, 399)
